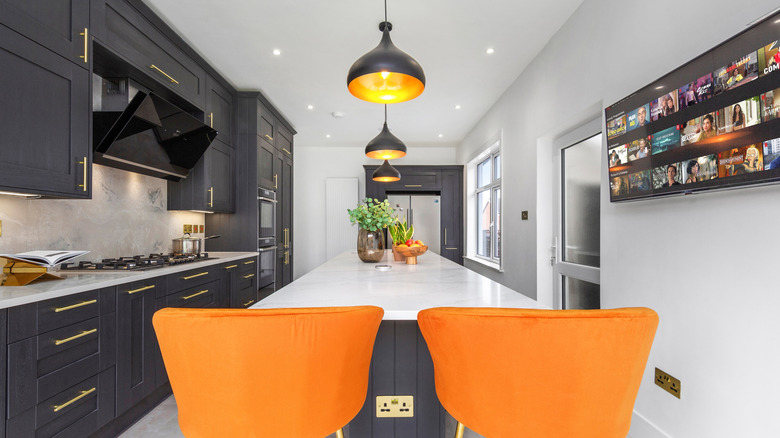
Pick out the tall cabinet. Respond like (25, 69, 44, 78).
(206, 93, 295, 291)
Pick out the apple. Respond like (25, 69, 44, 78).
(398, 244, 408, 248)
(415, 240, 424, 246)
(405, 239, 414, 246)
(411, 244, 421, 247)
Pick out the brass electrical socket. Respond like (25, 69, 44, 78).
(183, 224, 193, 234)
(376, 395, 413, 418)
(655, 368, 681, 399)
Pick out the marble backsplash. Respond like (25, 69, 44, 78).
(0, 164, 205, 263)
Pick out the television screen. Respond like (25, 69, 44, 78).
(605, 12, 780, 201)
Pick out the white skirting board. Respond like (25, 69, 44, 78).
(326, 178, 359, 260)
(629, 410, 672, 438)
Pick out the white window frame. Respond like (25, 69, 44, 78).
(466, 133, 502, 270)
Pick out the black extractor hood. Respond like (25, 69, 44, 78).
(93, 78, 218, 181)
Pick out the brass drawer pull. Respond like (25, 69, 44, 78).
(243, 274, 255, 279)
(78, 157, 88, 191)
(243, 299, 255, 307)
(79, 28, 88, 63)
(224, 264, 238, 269)
(264, 134, 273, 142)
(284, 251, 289, 265)
(55, 328, 97, 346)
(273, 174, 278, 189)
(444, 229, 447, 245)
(55, 299, 97, 313)
(243, 260, 255, 265)
(208, 112, 214, 128)
(405, 184, 422, 187)
(182, 290, 208, 300)
(282, 147, 291, 156)
(150, 64, 179, 84)
(128, 285, 155, 294)
(182, 272, 209, 280)
(208, 187, 214, 208)
(445, 247, 459, 250)
(53, 387, 96, 412)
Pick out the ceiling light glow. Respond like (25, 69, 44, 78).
(273, 49, 281, 56)
(307, 105, 314, 110)
(486, 48, 495, 54)
(455, 105, 461, 109)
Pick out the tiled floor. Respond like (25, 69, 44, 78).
(118, 395, 490, 438)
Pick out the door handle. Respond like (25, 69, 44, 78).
(79, 28, 88, 63)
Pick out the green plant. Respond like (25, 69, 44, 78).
(388, 218, 414, 245)
(347, 198, 395, 232)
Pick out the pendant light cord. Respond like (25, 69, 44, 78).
(384, 104, 387, 124)
(384, 0, 387, 24)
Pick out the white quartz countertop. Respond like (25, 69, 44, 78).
(251, 250, 543, 320)
(0, 252, 258, 309)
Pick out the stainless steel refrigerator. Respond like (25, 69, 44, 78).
(387, 195, 441, 254)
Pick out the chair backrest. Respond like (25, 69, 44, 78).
(153, 306, 384, 438)
(418, 307, 658, 438)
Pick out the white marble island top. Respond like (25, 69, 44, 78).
(0, 252, 258, 309)
(252, 250, 543, 320)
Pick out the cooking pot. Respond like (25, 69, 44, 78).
(172, 234, 221, 255)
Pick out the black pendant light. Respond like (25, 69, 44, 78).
(365, 105, 407, 160)
(347, 0, 425, 104)
(373, 160, 401, 182)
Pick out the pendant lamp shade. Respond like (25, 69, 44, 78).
(373, 160, 401, 182)
(347, 22, 425, 104)
(365, 110, 407, 160)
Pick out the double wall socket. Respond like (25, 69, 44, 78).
(655, 367, 681, 398)
(376, 395, 413, 418)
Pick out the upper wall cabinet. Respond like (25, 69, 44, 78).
(0, 0, 90, 69)
(92, 0, 207, 109)
(206, 75, 233, 145)
(0, 24, 91, 198)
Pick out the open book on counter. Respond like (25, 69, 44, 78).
(0, 250, 89, 268)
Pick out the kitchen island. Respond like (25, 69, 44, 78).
(252, 250, 542, 438)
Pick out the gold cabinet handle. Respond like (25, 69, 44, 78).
(128, 285, 155, 294)
(182, 289, 208, 300)
(273, 174, 278, 189)
(78, 157, 88, 191)
(445, 247, 458, 250)
(243, 299, 255, 307)
(79, 28, 88, 63)
(55, 299, 97, 313)
(444, 229, 447, 245)
(208, 187, 214, 208)
(55, 328, 97, 346)
(208, 113, 214, 128)
(405, 184, 422, 187)
(284, 251, 289, 265)
(53, 387, 96, 412)
(264, 134, 273, 142)
(282, 147, 291, 156)
(243, 260, 255, 265)
(182, 272, 209, 280)
(224, 264, 238, 269)
(242, 274, 255, 279)
(150, 64, 179, 84)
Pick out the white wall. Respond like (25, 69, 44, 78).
(456, 1, 780, 436)
(293, 145, 457, 278)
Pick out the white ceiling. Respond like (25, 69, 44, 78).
(144, 0, 584, 149)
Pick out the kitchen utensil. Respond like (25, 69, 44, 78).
(172, 234, 220, 255)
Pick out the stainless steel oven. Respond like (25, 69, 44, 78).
(258, 188, 276, 248)
(257, 187, 277, 291)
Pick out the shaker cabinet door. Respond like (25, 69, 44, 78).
(0, 25, 91, 198)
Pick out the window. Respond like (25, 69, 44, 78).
(469, 139, 501, 266)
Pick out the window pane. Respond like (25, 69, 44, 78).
(477, 158, 491, 187)
(477, 190, 490, 257)
(493, 188, 501, 259)
(493, 154, 501, 180)
(564, 276, 600, 309)
(562, 134, 601, 267)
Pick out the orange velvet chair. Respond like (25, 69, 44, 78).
(418, 307, 658, 438)
(153, 306, 384, 438)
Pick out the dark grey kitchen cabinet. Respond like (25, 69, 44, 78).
(276, 148, 294, 288)
(205, 75, 234, 146)
(440, 169, 464, 264)
(167, 140, 235, 213)
(0, 0, 90, 68)
(116, 278, 160, 416)
(257, 135, 277, 191)
(0, 24, 91, 198)
(222, 258, 259, 308)
(365, 165, 464, 265)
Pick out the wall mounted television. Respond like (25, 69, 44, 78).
(605, 11, 780, 202)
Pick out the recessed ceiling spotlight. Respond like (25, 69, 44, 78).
(331, 111, 345, 119)
(438, 134, 443, 138)
(485, 48, 495, 54)
(455, 105, 461, 109)
(654, 85, 664, 89)
(307, 105, 314, 110)
(273, 49, 281, 56)
(326, 134, 331, 138)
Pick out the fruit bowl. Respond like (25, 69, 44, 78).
(393, 245, 428, 264)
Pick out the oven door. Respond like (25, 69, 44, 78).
(258, 194, 276, 248)
(257, 246, 276, 290)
